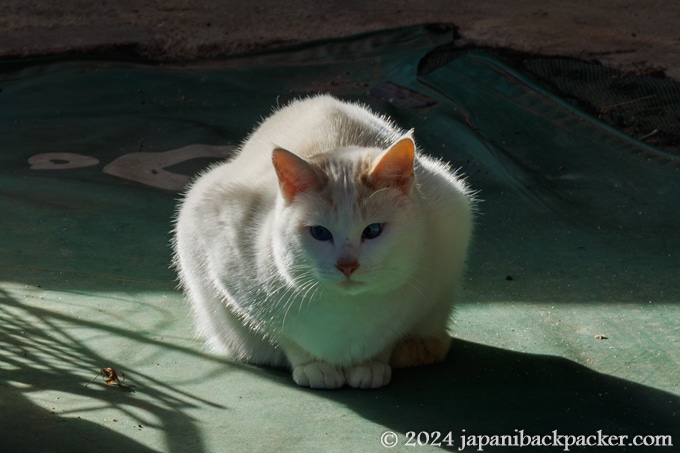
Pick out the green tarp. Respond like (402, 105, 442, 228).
(1, 25, 678, 452)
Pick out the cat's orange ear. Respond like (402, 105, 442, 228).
(272, 148, 323, 203)
(369, 135, 415, 194)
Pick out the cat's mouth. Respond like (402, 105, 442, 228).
(336, 279, 367, 293)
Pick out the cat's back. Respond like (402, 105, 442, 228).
(233, 95, 401, 166)
(184, 96, 402, 204)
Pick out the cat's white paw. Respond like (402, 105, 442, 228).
(293, 362, 346, 389)
(345, 362, 392, 389)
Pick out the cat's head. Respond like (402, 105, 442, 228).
(271, 135, 425, 295)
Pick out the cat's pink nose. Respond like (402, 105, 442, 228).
(336, 260, 360, 278)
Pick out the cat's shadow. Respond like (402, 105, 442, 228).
(297, 339, 679, 450)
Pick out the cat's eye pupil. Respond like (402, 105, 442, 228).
(362, 223, 383, 240)
(310, 225, 333, 241)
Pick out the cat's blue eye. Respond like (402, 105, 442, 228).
(362, 223, 383, 240)
(310, 225, 333, 241)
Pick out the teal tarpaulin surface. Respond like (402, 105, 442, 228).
(1, 25, 678, 452)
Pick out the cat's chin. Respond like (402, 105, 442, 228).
(334, 279, 369, 295)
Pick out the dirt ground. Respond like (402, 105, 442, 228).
(2, 0, 679, 80)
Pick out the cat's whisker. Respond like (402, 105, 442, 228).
(295, 282, 314, 316)
(278, 284, 300, 332)
(277, 274, 319, 332)
(299, 279, 317, 304)
(299, 280, 321, 314)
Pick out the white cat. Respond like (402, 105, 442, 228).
(173, 95, 474, 389)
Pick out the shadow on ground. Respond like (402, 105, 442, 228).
(306, 340, 679, 451)
(2, 284, 678, 452)
(0, 288, 223, 452)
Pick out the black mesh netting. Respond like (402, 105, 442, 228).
(419, 45, 680, 154)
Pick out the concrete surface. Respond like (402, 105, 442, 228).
(2, 0, 679, 80)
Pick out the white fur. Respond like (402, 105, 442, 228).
(173, 95, 474, 389)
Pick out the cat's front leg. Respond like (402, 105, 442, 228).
(282, 340, 391, 389)
(344, 361, 392, 389)
(293, 361, 391, 389)
(292, 361, 346, 389)
(344, 348, 392, 389)
(281, 339, 346, 389)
